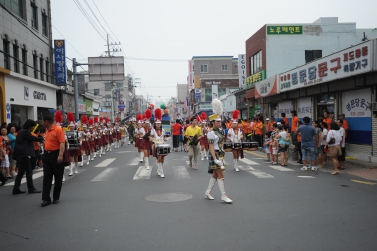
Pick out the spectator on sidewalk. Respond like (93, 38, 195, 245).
(12, 120, 44, 195)
(324, 122, 342, 175)
(296, 116, 317, 171)
(323, 111, 332, 131)
(339, 113, 348, 138)
(290, 110, 299, 149)
(7, 124, 17, 177)
(337, 119, 346, 170)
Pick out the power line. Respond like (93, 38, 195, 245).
(83, 0, 109, 35)
(52, 24, 87, 61)
(91, 0, 121, 42)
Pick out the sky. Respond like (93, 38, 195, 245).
(51, 0, 377, 102)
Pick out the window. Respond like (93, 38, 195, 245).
(105, 95, 111, 101)
(3, 39, 10, 70)
(205, 89, 212, 102)
(200, 64, 208, 73)
(94, 89, 100, 95)
(85, 83, 88, 91)
(33, 54, 38, 79)
(31, 2, 38, 30)
(305, 50, 322, 63)
(221, 65, 228, 71)
(249, 50, 263, 75)
(13, 44, 20, 73)
(39, 57, 44, 81)
(105, 83, 113, 91)
(0, 0, 24, 18)
(21, 48, 27, 75)
(45, 60, 49, 82)
(42, 11, 48, 36)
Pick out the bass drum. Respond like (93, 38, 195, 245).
(223, 142, 233, 152)
(66, 131, 80, 149)
(249, 141, 259, 151)
(157, 144, 171, 156)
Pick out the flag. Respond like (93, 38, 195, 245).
(184, 97, 188, 111)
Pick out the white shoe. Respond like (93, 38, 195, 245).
(87, 159, 90, 165)
(75, 163, 79, 174)
(62, 174, 65, 182)
(301, 166, 308, 171)
(312, 166, 318, 171)
(80, 161, 83, 167)
(205, 178, 216, 200)
(157, 163, 161, 176)
(128, 142, 130, 145)
(218, 178, 232, 204)
(160, 163, 165, 178)
(201, 156, 204, 161)
(69, 163, 74, 176)
(144, 157, 149, 170)
(52, 178, 55, 185)
(234, 159, 239, 172)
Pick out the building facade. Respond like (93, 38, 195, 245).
(1, 0, 56, 125)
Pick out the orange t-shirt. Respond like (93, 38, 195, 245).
(297, 132, 301, 142)
(342, 119, 348, 130)
(32, 133, 39, 151)
(45, 125, 65, 151)
(323, 117, 332, 130)
(283, 117, 289, 127)
(291, 116, 299, 132)
(255, 121, 263, 135)
(243, 122, 251, 134)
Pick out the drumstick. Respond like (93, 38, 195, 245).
(32, 123, 39, 133)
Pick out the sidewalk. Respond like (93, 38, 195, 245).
(244, 148, 377, 182)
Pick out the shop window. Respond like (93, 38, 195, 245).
(221, 65, 228, 71)
(33, 54, 38, 79)
(205, 89, 212, 102)
(94, 89, 100, 95)
(13, 44, 20, 73)
(31, 1, 38, 30)
(250, 50, 262, 75)
(200, 64, 208, 73)
(21, 48, 27, 75)
(11, 105, 28, 127)
(39, 57, 44, 81)
(3, 39, 10, 70)
(305, 50, 322, 63)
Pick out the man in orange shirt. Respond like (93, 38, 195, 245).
(291, 110, 299, 148)
(242, 119, 251, 142)
(281, 113, 289, 128)
(41, 114, 66, 207)
(254, 117, 264, 147)
(339, 113, 348, 138)
(268, 117, 277, 132)
(323, 111, 332, 131)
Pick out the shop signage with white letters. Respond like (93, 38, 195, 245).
(297, 97, 312, 119)
(254, 75, 279, 99)
(33, 91, 46, 100)
(342, 89, 371, 118)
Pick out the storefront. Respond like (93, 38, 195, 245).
(5, 73, 57, 126)
(234, 89, 247, 119)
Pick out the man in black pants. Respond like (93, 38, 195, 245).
(41, 114, 66, 207)
(12, 120, 44, 194)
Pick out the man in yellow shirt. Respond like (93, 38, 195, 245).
(185, 117, 202, 170)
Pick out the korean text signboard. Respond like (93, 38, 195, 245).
(188, 60, 193, 90)
(267, 26, 303, 35)
(54, 40, 67, 86)
(238, 54, 246, 88)
(279, 41, 372, 92)
(254, 75, 279, 99)
(342, 88, 371, 145)
(245, 70, 266, 88)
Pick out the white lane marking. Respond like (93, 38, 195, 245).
(297, 176, 315, 178)
(116, 151, 133, 153)
(133, 166, 153, 180)
(5, 172, 44, 186)
(91, 168, 119, 181)
(95, 158, 116, 167)
(239, 158, 260, 165)
(254, 158, 267, 159)
(127, 157, 139, 166)
(239, 165, 274, 178)
(269, 165, 294, 172)
(183, 157, 188, 159)
(173, 166, 191, 179)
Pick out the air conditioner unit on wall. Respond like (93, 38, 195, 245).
(370, 102, 377, 111)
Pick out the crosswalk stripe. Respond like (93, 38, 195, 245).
(5, 172, 44, 186)
(127, 157, 139, 166)
(95, 158, 116, 167)
(91, 168, 118, 181)
(239, 165, 274, 178)
(133, 166, 153, 180)
(269, 165, 294, 172)
(239, 158, 259, 165)
(173, 166, 191, 179)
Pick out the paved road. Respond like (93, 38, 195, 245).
(1, 140, 377, 250)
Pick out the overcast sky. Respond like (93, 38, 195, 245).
(51, 0, 377, 102)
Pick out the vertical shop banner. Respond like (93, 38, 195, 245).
(342, 88, 371, 144)
(195, 89, 201, 100)
(78, 101, 86, 114)
(85, 99, 93, 115)
(297, 97, 312, 120)
(54, 40, 67, 86)
(188, 60, 193, 90)
(238, 54, 246, 88)
(115, 89, 120, 102)
(211, 84, 218, 99)
(194, 75, 201, 89)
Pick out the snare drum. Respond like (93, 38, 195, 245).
(242, 142, 252, 150)
(233, 143, 241, 149)
(249, 141, 259, 151)
(66, 131, 80, 149)
(223, 142, 233, 152)
(157, 144, 171, 156)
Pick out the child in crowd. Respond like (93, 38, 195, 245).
(271, 136, 278, 165)
(264, 132, 271, 161)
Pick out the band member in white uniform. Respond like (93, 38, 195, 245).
(67, 112, 82, 176)
(80, 116, 91, 166)
(227, 110, 244, 172)
(88, 118, 96, 161)
(151, 108, 167, 178)
(205, 98, 232, 204)
(140, 110, 153, 170)
(134, 114, 144, 163)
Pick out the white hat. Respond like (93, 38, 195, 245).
(266, 118, 270, 121)
(69, 121, 75, 127)
(277, 122, 281, 125)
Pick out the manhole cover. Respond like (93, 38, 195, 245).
(144, 193, 192, 202)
